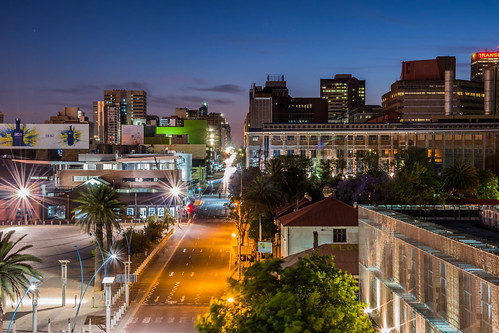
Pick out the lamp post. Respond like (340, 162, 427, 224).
(59, 260, 70, 306)
(7, 283, 36, 333)
(16, 187, 29, 224)
(102, 277, 115, 333)
(170, 186, 181, 223)
(31, 277, 41, 333)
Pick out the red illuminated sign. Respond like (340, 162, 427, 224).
(475, 52, 499, 59)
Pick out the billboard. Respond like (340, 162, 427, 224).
(258, 241, 273, 254)
(121, 125, 144, 145)
(0, 120, 89, 149)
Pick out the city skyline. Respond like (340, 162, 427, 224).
(2, 1, 499, 146)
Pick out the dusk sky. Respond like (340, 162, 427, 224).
(1, 0, 498, 146)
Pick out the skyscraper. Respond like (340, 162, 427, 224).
(92, 101, 105, 142)
(471, 51, 499, 82)
(484, 65, 499, 116)
(104, 90, 147, 125)
(320, 74, 365, 123)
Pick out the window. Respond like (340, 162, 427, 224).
(300, 135, 306, 140)
(439, 263, 447, 318)
(103, 164, 114, 170)
(287, 135, 295, 141)
(273, 135, 281, 140)
(481, 282, 492, 333)
(337, 149, 344, 158)
(300, 149, 306, 156)
(311, 135, 317, 140)
(461, 273, 472, 331)
(158, 207, 165, 217)
(139, 208, 146, 219)
(333, 229, 346, 242)
(126, 208, 134, 216)
(399, 244, 406, 288)
(252, 136, 259, 142)
(310, 150, 316, 158)
(322, 135, 330, 140)
(273, 150, 281, 157)
(287, 150, 294, 155)
(424, 255, 433, 309)
(148, 207, 155, 216)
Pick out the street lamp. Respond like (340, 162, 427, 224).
(59, 260, 70, 306)
(170, 186, 182, 223)
(16, 187, 30, 224)
(30, 277, 41, 333)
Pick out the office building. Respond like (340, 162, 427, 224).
(104, 90, 147, 125)
(320, 74, 365, 123)
(45, 106, 89, 124)
(92, 101, 105, 142)
(382, 57, 484, 121)
(471, 51, 499, 82)
(484, 65, 499, 116)
(359, 205, 499, 332)
(245, 121, 499, 173)
(246, 75, 328, 129)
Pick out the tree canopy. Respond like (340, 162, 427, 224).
(196, 252, 374, 333)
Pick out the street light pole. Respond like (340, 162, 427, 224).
(59, 260, 70, 306)
(102, 277, 115, 333)
(30, 277, 41, 333)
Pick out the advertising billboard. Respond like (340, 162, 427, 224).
(0, 120, 89, 149)
(121, 125, 144, 145)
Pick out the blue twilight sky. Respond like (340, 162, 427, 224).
(1, 0, 498, 146)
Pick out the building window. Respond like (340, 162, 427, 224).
(158, 207, 165, 217)
(311, 135, 317, 140)
(300, 149, 306, 156)
(408, 248, 417, 296)
(398, 244, 406, 288)
(139, 208, 147, 219)
(273, 150, 281, 157)
(126, 208, 134, 216)
(481, 282, 492, 333)
(300, 135, 306, 141)
(273, 135, 281, 140)
(103, 164, 114, 170)
(252, 136, 259, 142)
(310, 150, 317, 158)
(461, 273, 472, 331)
(333, 229, 346, 243)
(337, 149, 344, 158)
(287, 135, 295, 141)
(148, 207, 155, 217)
(439, 263, 447, 318)
(287, 150, 294, 155)
(424, 255, 433, 309)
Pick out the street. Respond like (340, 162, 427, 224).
(124, 194, 233, 333)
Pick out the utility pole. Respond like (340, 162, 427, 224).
(59, 260, 70, 306)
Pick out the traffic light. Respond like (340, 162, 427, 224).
(187, 204, 193, 214)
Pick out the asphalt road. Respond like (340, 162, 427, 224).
(124, 195, 233, 333)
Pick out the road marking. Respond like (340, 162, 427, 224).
(167, 317, 175, 323)
(154, 296, 159, 302)
(169, 271, 174, 276)
(189, 255, 191, 259)
(155, 317, 163, 323)
(131, 317, 138, 324)
(179, 317, 187, 323)
(180, 296, 185, 302)
(186, 262, 189, 266)
(183, 248, 186, 252)
(142, 317, 151, 323)
(181, 272, 185, 276)
(190, 272, 194, 277)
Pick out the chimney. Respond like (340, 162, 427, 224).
(313, 231, 318, 250)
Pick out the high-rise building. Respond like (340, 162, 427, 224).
(246, 75, 327, 129)
(471, 51, 499, 82)
(93, 101, 105, 142)
(320, 74, 365, 123)
(104, 90, 147, 125)
(484, 65, 499, 116)
(382, 56, 484, 121)
(104, 103, 120, 145)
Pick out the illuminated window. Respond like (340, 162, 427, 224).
(333, 229, 346, 243)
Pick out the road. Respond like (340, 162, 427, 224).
(124, 194, 234, 333)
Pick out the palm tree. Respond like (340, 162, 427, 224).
(73, 184, 125, 289)
(0, 230, 42, 328)
(441, 162, 480, 197)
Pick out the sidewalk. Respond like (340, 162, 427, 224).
(0, 222, 179, 333)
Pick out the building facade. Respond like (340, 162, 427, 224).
(320, 74, 365, 123)
(104, 90, 147, 125)
(484, 65, 499, 116)
(471, 51, 499, 82)
(45, 107, 89, 124)
(245, 122, 499, 173)
(359, 205, 499, 332)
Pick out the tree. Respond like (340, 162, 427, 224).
(441, 162, 480, 197)
(196, 252, 374, 333)
(73, 184, 125, 289)
(0, 230, 42, 328)
(477, 169, 499, 199)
